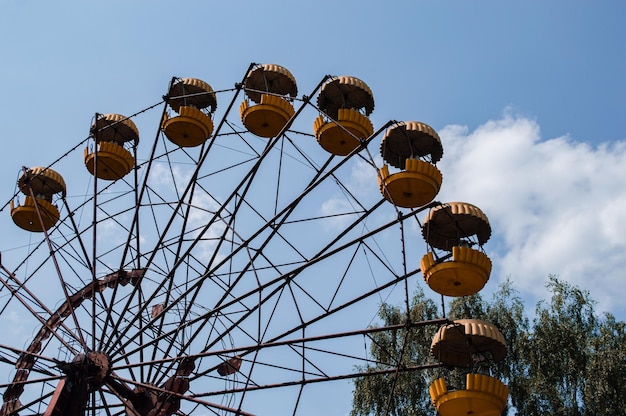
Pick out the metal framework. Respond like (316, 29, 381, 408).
(0, 63, 450, 415)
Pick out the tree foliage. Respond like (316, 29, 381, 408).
(351, 288, 438, 416)
(351, 276, 626, 416)
(585, 314, 626, 415)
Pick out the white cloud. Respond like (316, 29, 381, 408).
(435, 110, 626, 317)
(186, 192, 227, 263)
(0, 309, 31, 341)
(147, 162, 192, 191)
(319, 197, 357, 230)
(318, 157, 381, 230)
(349, 157, 380, 198)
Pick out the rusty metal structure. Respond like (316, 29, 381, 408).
(0, 63, 507, 415)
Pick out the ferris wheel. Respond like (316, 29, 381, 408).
(0, 63, 507, 416)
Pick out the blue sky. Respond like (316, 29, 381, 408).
(1, 1, 623, 147)
(0, 1, 624, 415)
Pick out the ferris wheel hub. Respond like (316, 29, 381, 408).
(68, 351, 111, 391)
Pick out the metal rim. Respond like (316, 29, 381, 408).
(0, 64, 445, 416)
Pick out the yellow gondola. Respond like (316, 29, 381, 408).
(11, 167, 66, 232)
(163, 77, 217, 147)
(314, 76, 374, 155)
(431, 319, 507, 367)
(379, 122, 443, 208)
(379, 158, 442, 208)
(421, 245, 492, 297)
(240, 64, 297, 138)
(84, 113, 139, 180)
(422, 202, 491, 250)
(420, 202, 493, 296)
(430, 374, 509, 416)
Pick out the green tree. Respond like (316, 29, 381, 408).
(351, 288, 439, 416)
(516, 277, 626, 415)
(584, 313, 626, 415)
(517, 277, 597, 415)
(447, 279, 529, 415)
(351, 277, 626, 416)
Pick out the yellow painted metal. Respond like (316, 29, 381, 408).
(12, 167, 65, 231)
(240, 94, 295, 138)
(90, 113, 139, 144)
(421, 246, 492, 297)
(378, 158, 442, 208)
(84, 141, 135, 180)
(430, 374, 509, 416)
(317, 76, 375, 120)
(422, 202, 491, 250)
(380, 121, 443, 168)
(168, 78, 217, 113)
(10, 197, 60, 232)
(17, 167, 66, 197)
(244, 64, 297, 104)
(431, 319, 507, 367)
(313, 108, 373, 156)
(162, 106, 214, 147)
